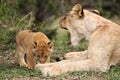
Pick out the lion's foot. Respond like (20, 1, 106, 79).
(20, 64, 28, 67)
(35, 63, 62, 76)
(19, 62, 28, 67)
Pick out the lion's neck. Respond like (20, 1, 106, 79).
(81, 10, 111, 40)
(74, 19, 98, 40)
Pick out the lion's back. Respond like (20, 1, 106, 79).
(16, 30, 33, 46)
(16, 30, 50, 49)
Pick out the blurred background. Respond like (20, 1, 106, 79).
(0, 0, 120, 51)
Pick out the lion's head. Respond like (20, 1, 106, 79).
(32, 33, 53, 64)
(60, 4, 85, 46)
(60, 4, 99, 46)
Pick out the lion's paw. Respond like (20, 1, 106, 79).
(41, 67, 62, 76)
(35, 63, 46, 70)
(35, 63, 62, 76)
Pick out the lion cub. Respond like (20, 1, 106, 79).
(16, 30, 53, 69)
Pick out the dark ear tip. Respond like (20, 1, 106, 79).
(90, 10, 100, 15)
(48, 41, 51, 45)
(72, 4, 83, 10)
(72, 4, 84, 18)
(34, 41, 37, 45)
(73, 4, 81, 7)
(32, 41, 37, 48)
(48, 41, 54, 45)
(55, 57, 64, 62)
(48, 41, 53, 48)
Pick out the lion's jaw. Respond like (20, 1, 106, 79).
(67, 20, 85, 46)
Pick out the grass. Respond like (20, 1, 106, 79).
(0, 64, 119, 80)
(0, 64, 40, 80)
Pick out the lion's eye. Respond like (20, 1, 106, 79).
(38, 55, 40, 57)
(44, 55, 48, 58)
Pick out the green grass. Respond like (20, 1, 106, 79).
(0, 64, 40, 80)
(0, 64, 119, 80)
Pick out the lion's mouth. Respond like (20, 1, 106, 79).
(62, 27, 68, 30)
(67, 39, 71, 45)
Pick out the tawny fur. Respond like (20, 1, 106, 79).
(35, 4, 120, 76)
(16, 30, 53, 69)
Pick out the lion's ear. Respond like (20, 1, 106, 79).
(70, 4, 84, 18)
(32, 41, 37, 48)
(89, 9, 100, 15)
(48, 41, 53, 49)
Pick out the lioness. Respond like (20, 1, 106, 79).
(16, 30, 53, 69)
(35, 4, 120, 76)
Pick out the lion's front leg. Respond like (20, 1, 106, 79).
(35, 59, 94, 76)
(64, 50, 88, 61)
(16, 47, 28, 67)
(26, 49, 35, 69)
(35, 63, 63, 76)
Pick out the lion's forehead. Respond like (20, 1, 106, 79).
(38, 41, 48, 47)
(36, 45, 50, 54)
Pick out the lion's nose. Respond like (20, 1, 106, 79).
(39, 61, 45, 64)
(39, 59, 46, 64)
